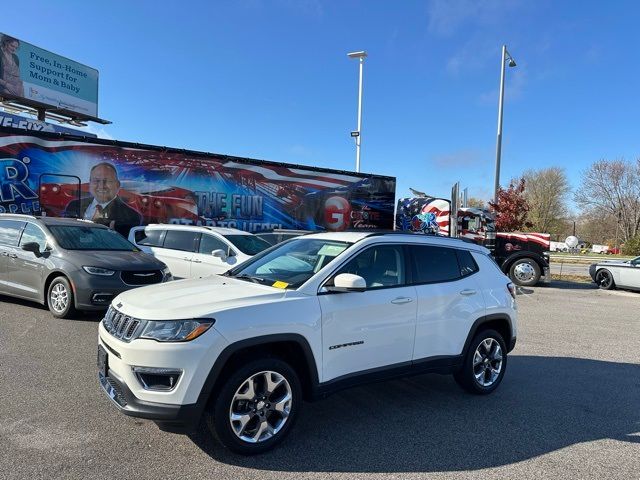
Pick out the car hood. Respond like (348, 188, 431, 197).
(63, 250, 166, 270)
(592, 260, 630, 267)
(112, 275, 287, 319)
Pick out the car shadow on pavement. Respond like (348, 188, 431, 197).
(545, 280, 597, 290)
(191, 355, 640, 473)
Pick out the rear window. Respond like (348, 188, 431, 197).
(224, 234, 271, 256)
(49, 225, 137, 251)
(410, 245, 461, 283)
(256, 233, 279, 246)
(456, 249, 479, 277)
(163, 230, 198, 252)
(135, 228, 164, 247)
(0, 220, 24, 246)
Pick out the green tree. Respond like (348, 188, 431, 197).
(621, 235, 640, 256)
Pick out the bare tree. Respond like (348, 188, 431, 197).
(466, 197, 486, 209)
(574, 159, 640, 242)
(523, 167, 570, 234)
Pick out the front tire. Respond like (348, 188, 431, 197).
(509, 258, 541, 286)
(47, 276, 77, 319)
(208, 358, 302, 455)
(455, 329, 507, 395)
(595, 269, 615, 290)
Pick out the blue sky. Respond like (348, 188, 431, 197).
(6, 0, 640, 205)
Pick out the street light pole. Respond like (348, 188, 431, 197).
(493, 45, 516, 205)
(348, 51, 367, 173)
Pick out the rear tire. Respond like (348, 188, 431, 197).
(207, 358, 302, 455)
(509, 258, 541, 286)
(455, 329, 507, 395)
(47, 276, 77, 319)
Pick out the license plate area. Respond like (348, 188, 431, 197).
(97, 345, 108, 377)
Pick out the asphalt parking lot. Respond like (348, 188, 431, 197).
(1, 282, 638, 480)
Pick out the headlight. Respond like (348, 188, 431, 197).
(83, 266, 116, 276)
(140, 319, 214, 342)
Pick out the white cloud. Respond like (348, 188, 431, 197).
(426, 0, 524, 36)
(431, 149, 482, 168)
(78, 123, 114, 140)
(478, 63, 527, 104)
(446, 38, 498, 76)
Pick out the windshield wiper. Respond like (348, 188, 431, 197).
(234, 274, 265, 284)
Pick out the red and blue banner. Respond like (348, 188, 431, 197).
(0, 130, 395, 236)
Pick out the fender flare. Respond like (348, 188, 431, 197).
(461, 314, 515, 357)
(195, 333, 319, 411)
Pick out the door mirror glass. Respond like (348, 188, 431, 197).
(21, 241, 41, 256)
(212, 249, 227, 261)
(327, 273, 366, 292)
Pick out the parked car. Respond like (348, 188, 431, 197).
(0, 214, 171, 318)
(129, 224, 272, 279)
(255, 229, 309, 246)
(98, 231, 517, 454)
(589, 256, 640, 291)
(591, 244, 610, 254)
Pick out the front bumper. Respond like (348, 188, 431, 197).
(72, 271, 171, 310)
(97, 320, 227, 431)
(541, 265, 551, 283)
(98, 368, 201, 433)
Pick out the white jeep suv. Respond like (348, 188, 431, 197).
(98, 232, 517, 454)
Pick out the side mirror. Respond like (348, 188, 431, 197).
(21, 242, 41, 256)
(211, 249, 227, 261)
(326, 273, 366, 293)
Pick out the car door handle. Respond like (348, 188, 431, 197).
(182, 257, 191, 261)
(460, 289, 477, 296)
(192, 259, 202, 263)
(391, 297, 413, 305)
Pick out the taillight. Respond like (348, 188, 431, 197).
(507, 282, 516, 300)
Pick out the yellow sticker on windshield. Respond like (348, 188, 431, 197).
(272, 281, 289, 289)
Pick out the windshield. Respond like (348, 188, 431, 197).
(228, 238, 351, 288)
(224, 234, 272, 256)
(49, 225, 138, 251)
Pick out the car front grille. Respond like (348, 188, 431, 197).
(102, 306, 143, 342)
(120, 270, 163, 286)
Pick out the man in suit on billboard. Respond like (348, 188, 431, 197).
(64, 162, 142, 237)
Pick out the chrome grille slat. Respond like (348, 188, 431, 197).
(125, 320, 139, 339)
(102, 306, 144, 343)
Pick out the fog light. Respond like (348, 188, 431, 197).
(92, 293, 114, 304)
(132, 367, 182, 391)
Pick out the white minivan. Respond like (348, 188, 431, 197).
(129, 225, 271, 279)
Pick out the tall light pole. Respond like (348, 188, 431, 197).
(348, 50, 367, 172)
(493, 45, 517, 205)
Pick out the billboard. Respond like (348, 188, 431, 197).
(0, 33, 98, 117)
(0, 130, 396, 237)
(0, 111, 97, 137)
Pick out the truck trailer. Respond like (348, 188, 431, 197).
(396, 195, 551, 286)
(0, 128, 396, 236)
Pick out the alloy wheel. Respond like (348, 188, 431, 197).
(596, 270, 613, 289)
(229, 370, 293, 444)
(473, 338, 503, 387)
(50, 283, 69, 313)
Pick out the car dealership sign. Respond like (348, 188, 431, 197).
(0, 33, 99, 117)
